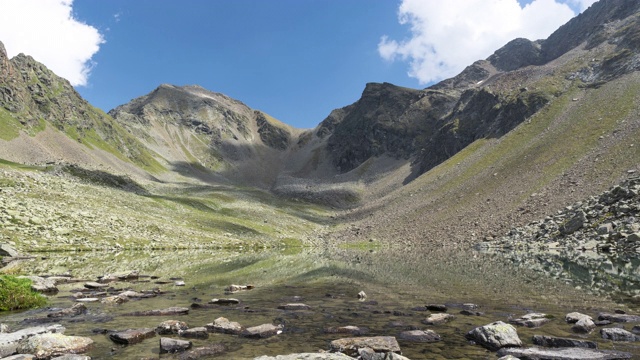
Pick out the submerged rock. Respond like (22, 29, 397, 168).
(399, 329, 441, 342)
(16, 333, 93, 359)
(156, 320, 189, 335)
(122, 307, 189, 316)
(324, 325, 369, 335)
(465, 321, 522, 351)
(160, 337, 191, 354)
(47, 304, 86, 318)
(177, 344, 226, 360)
(109, 328, 155, 345)
(497, 346, 633, 359)
(532, 335, 597, 349)
(278, 303, 311, 311)
(422, 313, 454, 325)
(329, 336, 401, 357)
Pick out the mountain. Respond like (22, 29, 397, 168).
(0, 0, 639, 250)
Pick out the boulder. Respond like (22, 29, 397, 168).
(598, 313, 640, 323)
(566, 312, 592, 324)
(109, 328, 155, 345)
(100, 295, 128, 305)
(179, 327, 208, 339)
(559, 211, 586, 235)
(510, 313, 550, 328)
(465, 321, 522, 351)
(497, 346, 633, 359)
(600, 328, 639, 342)
(205, 317, 243, 335)
(572, 317, 596, 334)
(422, 313, 454, 325)
(329, 336, 401, 357)
(0, 325, 65, 358)
(277, 303, 311, 311)
(159, 337, 191, 354)
(156, 320, 189, 335)
(177, 344, 226, 360)
(398, 329, 441, 342)
(241, 324, 283, 339)
(532, 335, 597, 349)
(16, 333, 93, 359)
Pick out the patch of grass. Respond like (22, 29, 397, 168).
(339, 239, 382, 250)
(0, 108, 21, 141)
(0, 275, 47, 311)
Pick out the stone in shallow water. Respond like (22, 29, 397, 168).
(16, 333, 93, 359)
(205, 317, 243, 335)
(109, 328, 155, 345)
(83, 282, 108, 289)
(241, 324, 283, 339)
(254, 354, 353, 360)
(122, 307, 189, 316)
(278, 303, 312, 311)
(422, 313, 454, 325)
(177, 344, 226, 360)
(159, 337, 191, 354)
(156, 320, 188, 335)
(399, 329, 441, 342)
(497, 346, 632, 359)
(329, 336, 401, 357)
(47, 304, 86, 318)
(324, 325, 368, 335)
(532, 335, 597, 349)
(598, 313, 640, 323)
(179, 327, 208, 339)
(208, 298, 240, 305)
(465, 321, 522, 351)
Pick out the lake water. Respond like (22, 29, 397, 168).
(2, 246, 639, 359)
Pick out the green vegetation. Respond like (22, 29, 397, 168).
(0, 276, 47, 311)
(0, 107, 21, 141)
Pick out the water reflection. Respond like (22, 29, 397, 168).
(2, 247, 639, 359)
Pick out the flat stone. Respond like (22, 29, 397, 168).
(465, 321, 522, 351)
(177, 344, 226, 359)
(242, 324, 283, 339)
(16, 333, 93, 359)
(2, 355, 36, 359)
(208, 298, 240, 305)
(50, 356, 90, 360)
(118, 290, 151, 298)
(109, 328, 156, 344)
(0, 325, 65, 358)
(566, 312, 592, 324)
(225, 284, 254, 292)
(277, 303, 311, 311)
(205, 317, 243, 335)
(179, 327, 208, 339)
(324, 325, 368, 335)
(510, 313, 551, 328)
(532, 335, 597, 349)
(159, 337, 191, 354)
(399, 329, 441, 342)
(74, 298, 99, 303)
(422, 313, 454, 325)
(83, 282, 108, 289)
(101, 295, 128, 305)
(156, 320, 189, 335)
(329, 336, 401, 357)
(497, 346, 632, 359)
(600, 328, 639, 342)
(598, 313, 640, 323)
(426, 304, 447, 312)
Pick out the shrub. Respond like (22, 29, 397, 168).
(0, 276, 47, 311)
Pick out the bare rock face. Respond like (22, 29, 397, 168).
(465, 321, 522, 351)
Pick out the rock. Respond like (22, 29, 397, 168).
(460, 309, 484, 316)
(0, 324, 9, 333)
(632, 325, 640, 334)
(99, 271, 139, 282)
(19, 276, 58, 294)
(277, 303, 311, 311)
(598, 313, 640, 323)
(50, 355, 90, 360)
(0, 325, 65, 358)
(74, 298, 99, 303)
(0, 243, 20, 257)
(254, 354, 354, 360)
(100, 295, 128, 305)
(208, 298, 240, 305)
(122, 307, 189, 316)
(465, 321, 522, 351)
(497, 346, 633, 359)
(422, 313, 454, 325)
(358, 348, 411, 360)
(510, 313, 550, 328)
(108, 328, 155, 344)
(156, 320, 189, 335)
(532, 335, 597, 348)
(598, 223, 614, 235)
(242, 324, 283, 339)
(205, 317, 243, 335)
(2, 354, 36, 359)
(329, 336, 401, 357)
(600, 328, 639, 342)
(566, 312, 592, 324)
(83, 282, 108, 289)
(398, 329, 441, 342)
(47, 304, 86, 318)
(16, 333, 93, 359)
(175, 280, 185, 286)
(118, 290, 150, 298)
(572, 317, 597, 334)
(159, 337, 192, 354)
(358, 291, 367, 300)
(177, 344, 226, 360)
(559, 211, 586, 235)
(324, 325, 368, 335)
(426, 304, 447, 312)
(179, 327, 208, 339)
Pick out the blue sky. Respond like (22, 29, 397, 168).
(0, 0, 595, 129)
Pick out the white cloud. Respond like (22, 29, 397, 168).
(379, 0, 579, 84)
(0, 0, 104, 86)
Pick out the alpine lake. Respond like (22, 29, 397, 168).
(2, 245, 639, 359)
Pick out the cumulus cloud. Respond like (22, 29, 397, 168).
(0, 0, 104, 86)
(379, 0, 580, 84)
